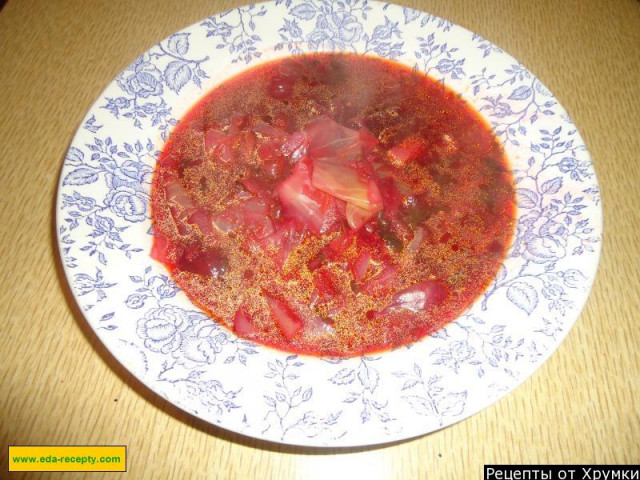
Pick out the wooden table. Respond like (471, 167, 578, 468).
(1, 0, 638, 478)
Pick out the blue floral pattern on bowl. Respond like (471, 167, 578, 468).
(57, 0, 602, 447)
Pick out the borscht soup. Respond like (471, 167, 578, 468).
(150, 53, 516, 357)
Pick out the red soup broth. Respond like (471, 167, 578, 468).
(150, 53, 516, 357)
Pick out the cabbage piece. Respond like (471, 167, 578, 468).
(277, 158, 342, 234)
(212, 197, 274, 239)
(305, 115, 361, 160)
(345, 203, 376, 229)
(311, 158, 383, 213)
(261, 218, 306, 269)
(390, 281, 448, 312)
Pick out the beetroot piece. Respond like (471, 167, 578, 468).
(150, 232, 172, 266)
(175, 244, 228, 278)
(264, 293, 304, 341)
(233, 308, 259, 335)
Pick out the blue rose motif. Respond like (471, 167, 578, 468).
(333, 13, 363, 44)
(522, 218, 568, 264)
(557, 156, 591, 181)
(73, 274, 96, 296)
(436, 59, 456, 74)
(106, 160, 153, 190)
(309, 12, 363, 50)
(308, 28, 334, 50)
(192, 317, 228, 339)
(175, 336, 223, 366)
(173, 317, 230, 367)
(156, 283, 178, 299)
(542, 284, 565, 300)
(492, 101, 513, 118)
(94, 215, 115, 233)
(449, 341, 475, 362)
(136, 306, 191, 353)
(561, 269, 587, 288)
(372, 18, 396, 40)
(287, 19, 303, 38)
(558, 157, 578, 173)
(208, 20, 233, 38)
(523, 237, 565, 263)
(104, 186, 149, 222)
(374, 43, 392, 57)
(432, 340, 475, 372)
(117, 58, 164, 98)
(125, 294, 146, 309)
(112, 97, 130, 108)
(539, 218, 567, 238)
(75, 195, 96, 212)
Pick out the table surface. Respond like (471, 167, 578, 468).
(1, 0, 639, 478)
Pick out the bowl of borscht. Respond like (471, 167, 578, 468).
(57, 0, 602, 446)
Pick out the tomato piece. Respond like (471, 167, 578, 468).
(213, 138, 236, 163)
(375, 176, 403, 215)
(264, 293, 303, 341)
(268, 74, 295, 100)
(328, 229, 356, 253)
(165, 178, 194, 209)
(307, 252, 327, 271)
(307, 230, 355, 271)
(367, 180, 383, 211)
(387, 146, 412, 167)
(235, 130, 258, 164)
(243, 199, 275, 237)
(204, 129, 254, 164)
(241, 176, 272, 198)
(436, 133, 458, 156)
(391, 280, 448, 312)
